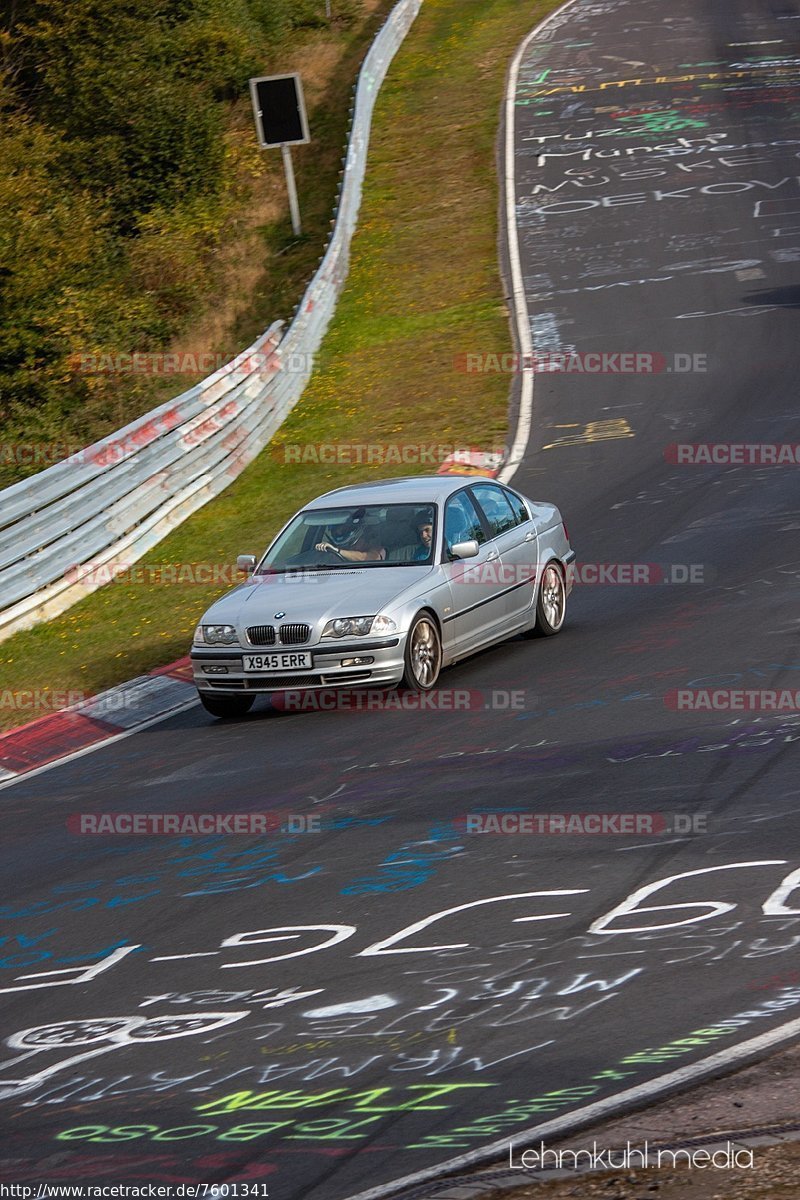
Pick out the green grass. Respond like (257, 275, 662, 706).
(0, 0, 560, 732)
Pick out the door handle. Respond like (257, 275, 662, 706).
(486, 550, 499, 561)
(525, 532, 536, 542)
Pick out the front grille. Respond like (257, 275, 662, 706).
(247, 625, 276, 646)
(279, 623, 311, 645)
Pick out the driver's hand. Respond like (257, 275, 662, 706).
(315, 541, 332, 552)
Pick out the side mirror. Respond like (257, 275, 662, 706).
(237, 554, 257, 575)
(448, 539, 480, 560)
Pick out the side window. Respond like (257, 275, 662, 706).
(444, 492, 486, 550)
(470, 484, 517, 537)
(503, 488, 529, 525)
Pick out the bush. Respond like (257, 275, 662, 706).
(0, 0, 366, 483)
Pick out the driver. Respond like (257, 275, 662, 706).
(314, 533, 386, 562)
(314, 507, 387, 562)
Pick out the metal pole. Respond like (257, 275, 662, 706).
(325, 0, 331, 17)
(281, 143, 302, 236)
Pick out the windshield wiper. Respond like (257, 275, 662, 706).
(292, 563, 344, 571)
(258, 564, 342, 574)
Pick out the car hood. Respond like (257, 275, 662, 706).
(200, 567, 435, 633)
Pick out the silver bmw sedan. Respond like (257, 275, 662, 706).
(190, 475, 575, 717)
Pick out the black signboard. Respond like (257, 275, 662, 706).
(249, 73, 310, 148)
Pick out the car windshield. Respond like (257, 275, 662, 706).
(258, 503, 437, 571)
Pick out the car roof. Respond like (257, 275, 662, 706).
(304, 475, 507, 510)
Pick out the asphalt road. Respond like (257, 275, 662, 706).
(2, 0, 800, 1197)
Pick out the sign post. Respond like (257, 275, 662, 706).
(249, 73, 311, 237)
(280, 145, 302, 237)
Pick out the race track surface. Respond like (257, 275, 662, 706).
(2, 1, 800, 1197)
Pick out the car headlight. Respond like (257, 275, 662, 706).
(371, 614, 397, 635)
(321, 615, 376, 639)
(201, 624, 238, 645)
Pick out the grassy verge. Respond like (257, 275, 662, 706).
(0, 0, 560, 733)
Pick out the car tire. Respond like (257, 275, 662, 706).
(401, 613, 442, 691)
(523, 561, 566, 638)
(199, 692, 255, 718)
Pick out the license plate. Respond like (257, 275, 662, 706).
(243, 652, 312, 672)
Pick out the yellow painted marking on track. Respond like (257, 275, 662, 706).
(542, 419, 635, 449)
(526, 69, 761, 97)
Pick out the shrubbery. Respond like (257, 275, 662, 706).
(0, 0, 352, 481)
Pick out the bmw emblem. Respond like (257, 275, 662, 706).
(274, 612, 286, 619)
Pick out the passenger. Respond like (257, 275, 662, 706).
(388, 511, 434, 562)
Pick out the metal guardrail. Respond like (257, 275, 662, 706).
(0, 0, 423, 643)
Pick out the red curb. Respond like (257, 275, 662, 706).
(0, 656, 196, 780)
(0, 710, 120, 775)
(148, 655, 193, 681)
(146, 652, 191, 681)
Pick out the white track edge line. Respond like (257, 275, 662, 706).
(498, 0, 582, 485)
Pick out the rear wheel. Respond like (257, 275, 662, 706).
(401, 613, 442, 691)
(536, 561, 566, 635)
(199, 692, 255, 718)
(523, 561, 566, 638)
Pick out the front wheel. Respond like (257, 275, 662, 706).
(523, 561, 566, 638)
(401, 613, 442, 691)
(199, 692, 255, 718)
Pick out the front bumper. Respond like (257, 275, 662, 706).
(191, 636, 406, 693)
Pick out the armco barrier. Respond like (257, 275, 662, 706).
(0, 0, 423, 643)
